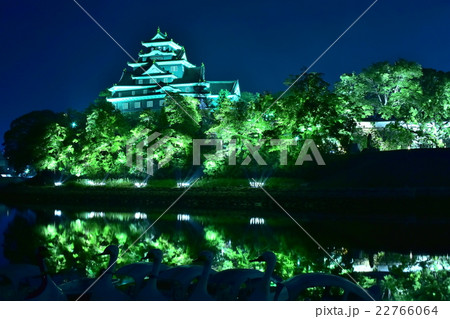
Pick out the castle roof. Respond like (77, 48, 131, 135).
(116, 70, 134, 86)
(209, 81, 239, 95)
(107, 28, 240, 108)
(172, 66, 205, 84)
(141, 29, 182, 49)
(150, 27, 168, 41)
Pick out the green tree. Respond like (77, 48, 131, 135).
(37, 123, 69, 171)
(35, 120, 85, 177)
(413, 69, 450, 147)
(155, 94, 203, 171)
(343, 60, 423, 120)
(162, 93, 201, 137)
(3, 110, 62, 173)
(276, 72, 354, 154)
(80, 100, 130, 177)
(335, 59, 425, 150)
(205, 91, 271, 175)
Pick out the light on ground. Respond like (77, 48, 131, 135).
(249, 181, 264, 188)
(249, 217, 265, 225)
(54, 210, 62, 217)
(134, 182, 147, 188)
(177, 214, 190, 221)
(177, 182, 190, 188)
(54, 182, 63, 186)
(134, 212, 147, 219)
(87, 180, 105, 186)
(88, 212, 105, 219)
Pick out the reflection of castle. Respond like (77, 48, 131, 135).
(107, 28, 240, 111)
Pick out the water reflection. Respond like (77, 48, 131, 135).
(0, 206, 449, 300)
(1, 208, 37, 266)
(0, 205, 13, 266)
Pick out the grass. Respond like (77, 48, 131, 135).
(193, 177, 249, 188)
(60, 177, 307, 190)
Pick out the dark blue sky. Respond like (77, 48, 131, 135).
(1, 0, 449, 143)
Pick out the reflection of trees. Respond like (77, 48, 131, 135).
(381, 256, 450, 301)
(36, 217, 350, 279)
(35, 215, 450, 300)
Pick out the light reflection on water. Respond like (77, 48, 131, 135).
(0, 206, 449, 281)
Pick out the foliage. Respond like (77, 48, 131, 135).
(80, 100, 130, 177)
(4, 59, 450, 179)
(277, 72, 355, 154)
(36, 123, 83, 177)
(162, 93, 202, 137)
(32, 212, 450, 300)
(204, 91, 272, 175)
(3, 110, 62, 173)
(378, 123, 415, 150)
(336, 60, 450, 150)
(336, 60, 423, 120)
(381, 256, 450, 301)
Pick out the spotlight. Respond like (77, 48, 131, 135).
(88, 212, 105, 219)
(249, 181, 264, 188)
(87, 180, 105, 186)
(134, 182, 147, 188)
(249, 217, 265, 225)
(177, 214, 190, 221)
(134, 212, 147, 219)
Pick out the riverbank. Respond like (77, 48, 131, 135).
(1, 148, 449, 216)
(1, 183, 449, 218)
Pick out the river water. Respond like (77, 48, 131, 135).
(1, 203, 448, 281)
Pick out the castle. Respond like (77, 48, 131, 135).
(107, 28, 240, 111)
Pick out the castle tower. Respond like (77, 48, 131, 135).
(107, 28, 240, 111)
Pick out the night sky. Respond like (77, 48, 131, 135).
(1, 0, 449, 144)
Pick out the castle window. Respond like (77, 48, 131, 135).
(159, 100, 165, 107)
(132, 91, 135, 95)
(134, 102, 140, 109)
(123, 103, 129, 110)
(143, 89, 148, 94)
(118, 92, 122, 97)
(138, 80, 143, 84)
(170, 66, 178, 72)
(147, 101, 153, 108)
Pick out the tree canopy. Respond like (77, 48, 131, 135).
(3, 59, 449, 179)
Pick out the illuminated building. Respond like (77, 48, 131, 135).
(107, 28, 240, 111)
